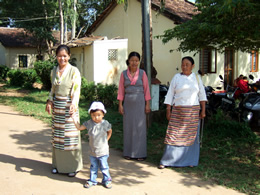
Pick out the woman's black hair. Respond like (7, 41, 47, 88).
(182, 56, 194, 65)
(56, 44, 71, 56)
(126, 51, 141, 66)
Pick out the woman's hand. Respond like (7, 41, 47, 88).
(69, 104, 76, 115)
(45, 100, 53, 115)
(145, 103, 151, 113)
(118, 104, 124, 115)
(199, 101, 206, 119)
(166, 105, 171, 121)
(200, 109, 206, 119)
(166, 109, 171, 121)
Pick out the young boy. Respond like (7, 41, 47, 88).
(73, 101, 112, 189)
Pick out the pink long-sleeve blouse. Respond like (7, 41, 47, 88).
(117, 68, 151, 101)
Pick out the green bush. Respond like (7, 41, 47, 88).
(205, 109, 257, 143)
(96, 83, 118, 108)
(81, 77, 118, 109)
(7, 68, 39, 89)
(0, 65, 10, 81)
(81, 78, 97, 103)
(34, 58, 56, 90)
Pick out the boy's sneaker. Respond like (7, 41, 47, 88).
(104, 181, 112, 189)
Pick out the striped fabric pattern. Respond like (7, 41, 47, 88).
(52, 96, 79, 150)
(164, 105, 200, 146)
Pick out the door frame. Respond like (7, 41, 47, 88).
(224, 48, 234, 88)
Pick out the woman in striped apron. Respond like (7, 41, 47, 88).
(158, 56, 207, 169)
(45, 45, 83, 177)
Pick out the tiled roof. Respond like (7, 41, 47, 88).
(152, 0, 197, 24)
(51, 35, 106, 50)
(86, 0, 197, 35)
(0, 27, 64, 48)
(0, 27, 38, 47)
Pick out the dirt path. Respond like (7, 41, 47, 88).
(0, 83, 30, 97)
(0, 104, 243, 195)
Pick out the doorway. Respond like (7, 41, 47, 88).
(224, 48, 234, 88)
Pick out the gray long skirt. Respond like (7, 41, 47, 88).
(160, 122, 200, 167)
(123, 93, 147, 158)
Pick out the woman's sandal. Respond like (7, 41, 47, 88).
(68, 172, 77, 177)
(137, 158, 145, 161)
(52, 168, 58, 174)
(84, 181, 94, 189)
(124, 156, 131, 160)
(158, 165, 165, 169)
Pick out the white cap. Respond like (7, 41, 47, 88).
(88, 101, 107, 114)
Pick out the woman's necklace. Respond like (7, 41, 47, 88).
(58, 66, 66, 76)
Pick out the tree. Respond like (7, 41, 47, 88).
(157, 0, 260, 53)
(58, 0, 64, 44)
(76, 0, 114, 36)
(0, 0, 58, 54)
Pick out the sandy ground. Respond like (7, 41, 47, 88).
(0, 104, 244, 195)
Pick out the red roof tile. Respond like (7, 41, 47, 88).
(86, 0, 197, 35)
(0, 27, 38, 47)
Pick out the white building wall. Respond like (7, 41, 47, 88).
(93, 39, 128, 85)
(6, 47, 38, 68)
(0, 43, 6, 65)
(92, 0, 181, 85)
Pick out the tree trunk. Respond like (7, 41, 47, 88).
(64, 21, 68, 43)
(59, 0, 64, 44)
(42, 0, 52, 54)
(141, 0, 157, 80)
(71, 0, 77, 39)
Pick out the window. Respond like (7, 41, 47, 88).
(250, 50, 258, 72)
(36, 55, 43, 61)
(108, 49, 118, 61)
(19, 55, 28, 68)
(199, 48, 217, 75)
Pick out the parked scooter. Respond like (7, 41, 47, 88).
(205, 85, 224, 116)
(219, 75, 240, 113)
(159, 84, 169, 108)
(198, 71, 225, 117)
(239, 75, 260, 126)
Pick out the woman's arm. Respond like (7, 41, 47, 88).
(166, 104, 171, 121)
(45, 100, 53, 115)
(118, 72, 125, 115)
(145, 100, 150, 113)
(164, 76, 176, 105)
(70, 68, 81, 115)
(200, 101, 206, 119)
(118, 100, 124, 115)
(117, 72, 125, 101)
(142, 71, 151, 101)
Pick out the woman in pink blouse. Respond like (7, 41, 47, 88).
(117, 51, 151, 161)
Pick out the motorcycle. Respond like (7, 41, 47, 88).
(219, 75, 240, 113)
(159, 84, 169, 109)
(205, 85, 224, 117)
(198, 71, 226, 117)
(206, 75, 240, 118)
(239, 75, 260, 126)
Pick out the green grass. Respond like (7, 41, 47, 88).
(0, 84, 259, 195)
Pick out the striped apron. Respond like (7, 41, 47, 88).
(164, 105, 200, 146)
(52, 95, 79, 150)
